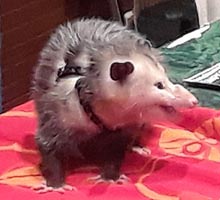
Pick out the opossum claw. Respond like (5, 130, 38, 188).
(115, 174, 130, 184)
(32, 182, 76, 194)
(87, 175, 111, 184)
(132, 146, 151, 157)
(87, 174, 130, 185)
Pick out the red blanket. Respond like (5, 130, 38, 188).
(1, 101, 220, 200)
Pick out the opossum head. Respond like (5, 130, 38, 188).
(91, 49, 198, 127)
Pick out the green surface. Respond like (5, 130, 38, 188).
(161, 21, 220, 109)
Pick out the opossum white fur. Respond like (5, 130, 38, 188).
(33, 18, 198, 190)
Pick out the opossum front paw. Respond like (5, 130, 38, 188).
(132, 146, 151, 157)
(32, 182, 76, 194)
(88, 174, 130, 185)
(115, 174, 131, 184)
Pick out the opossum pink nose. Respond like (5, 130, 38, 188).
(190, 97, 198, 107)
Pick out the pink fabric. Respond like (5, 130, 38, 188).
(0, 101, 220, 199)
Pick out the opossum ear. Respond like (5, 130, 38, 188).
(110, 62, 134, 82)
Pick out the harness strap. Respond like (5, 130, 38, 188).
(57, 65, 110, 132)
(75, 78, 110, 132)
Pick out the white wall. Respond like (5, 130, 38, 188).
(207, 0, 220, 23)
(195, 0, 220, 26)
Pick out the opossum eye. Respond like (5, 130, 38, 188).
(110, 62, 134, 81)
(154, 82, 165, 89)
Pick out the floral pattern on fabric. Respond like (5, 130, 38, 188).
(1, 101, 220, 199)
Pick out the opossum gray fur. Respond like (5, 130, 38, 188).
(32, 18, 198, 190)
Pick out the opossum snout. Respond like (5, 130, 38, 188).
(110, 62, 134, 82)
(188, 96, 199, 107)
(176, 96, 198, 109)
(173, 84, 199, 108)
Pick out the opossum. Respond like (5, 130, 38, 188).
(32, 18, 198, 192)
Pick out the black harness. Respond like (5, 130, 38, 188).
(57, 65, 110, 132)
